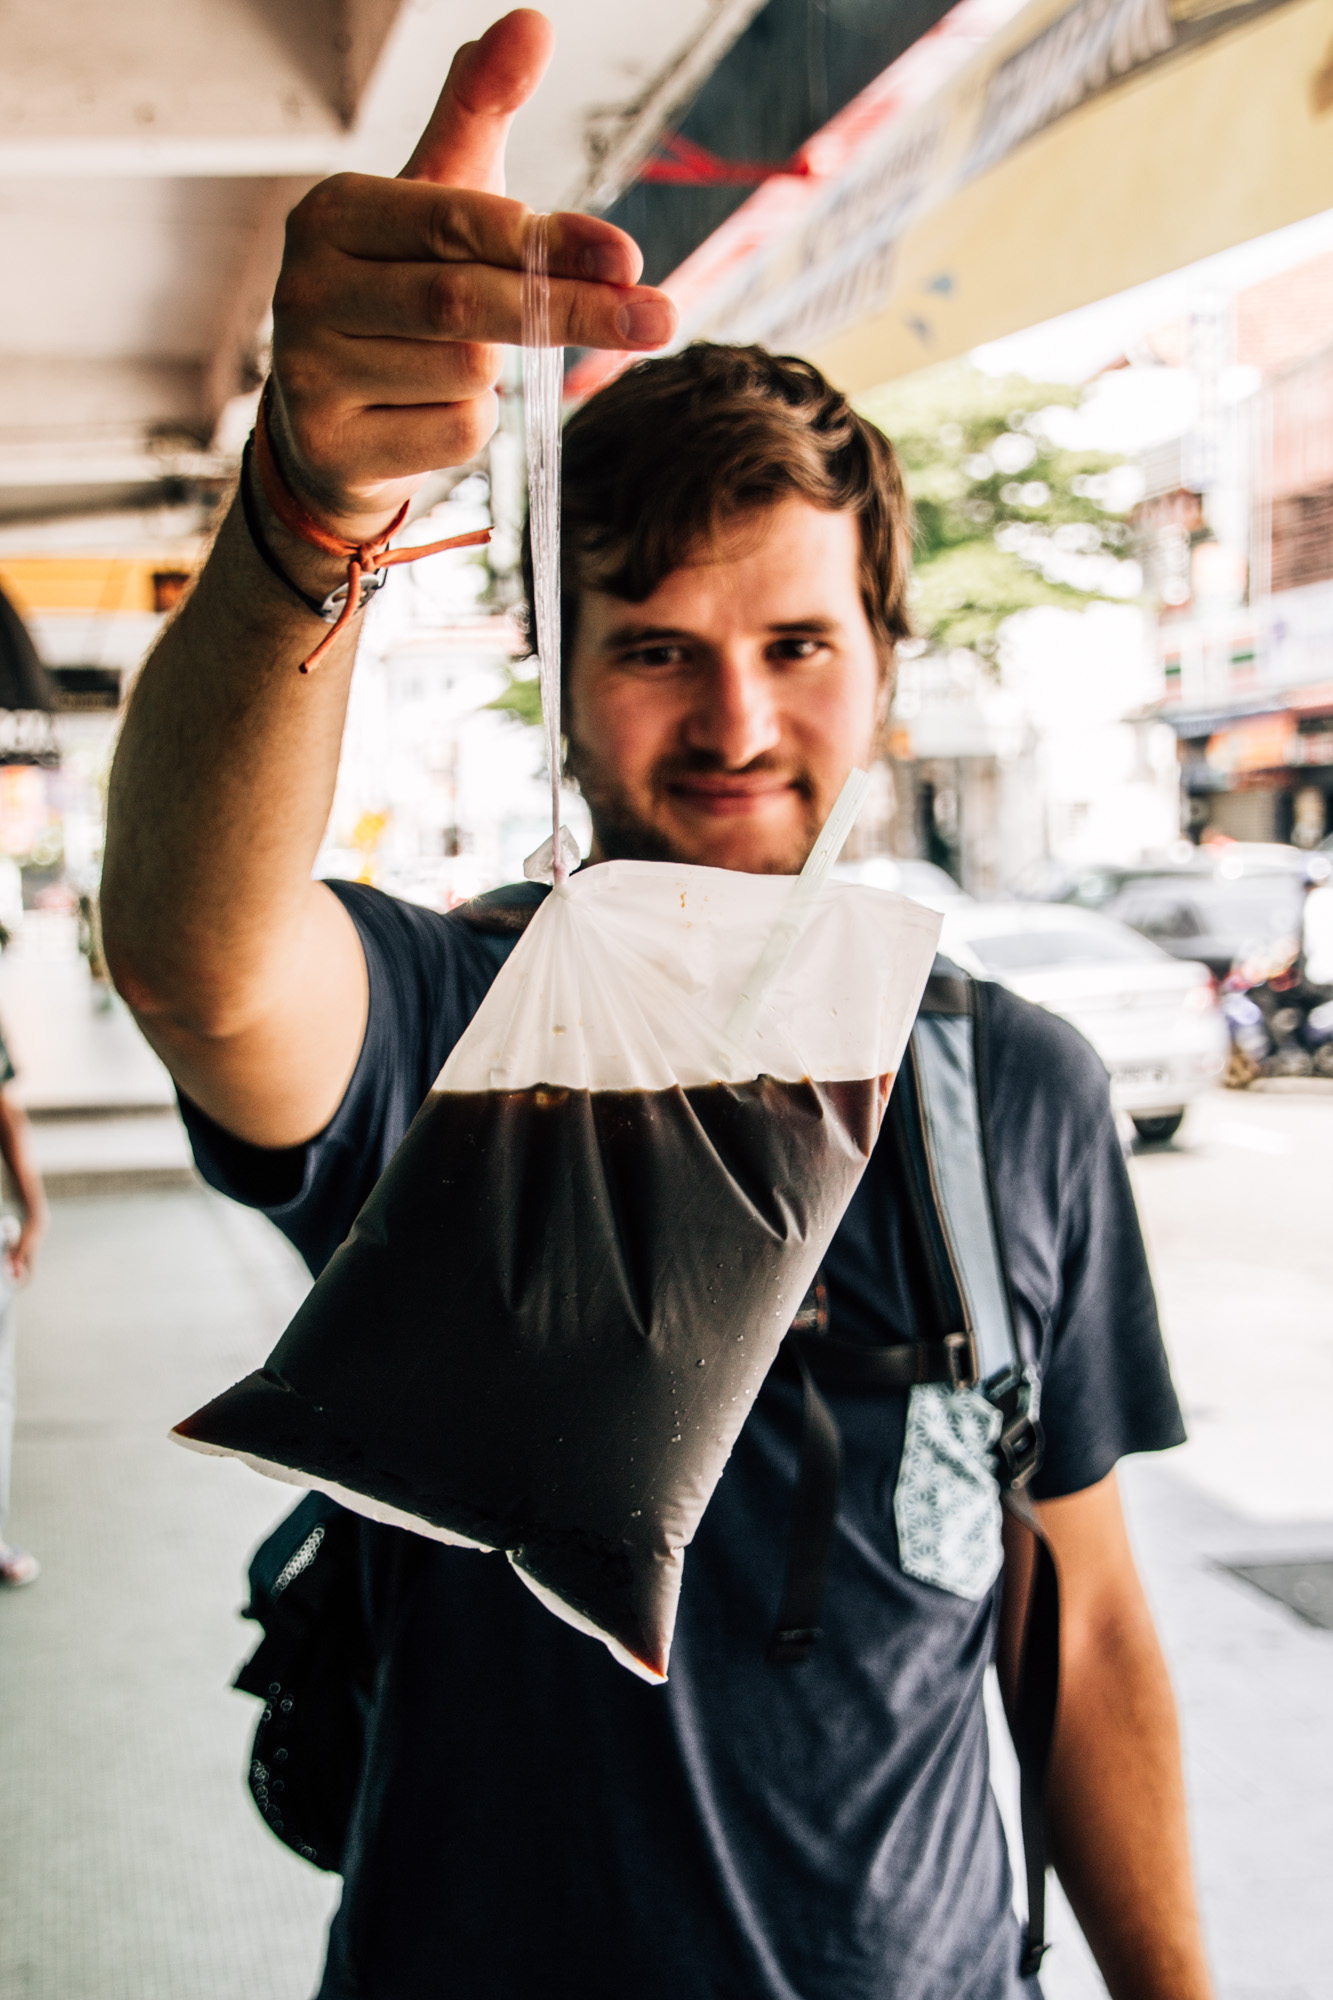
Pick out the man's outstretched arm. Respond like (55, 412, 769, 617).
(101, 9, 675, 1150)
(1001, 1470, 1214, 2000)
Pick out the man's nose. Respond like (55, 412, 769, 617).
(683, 651, 782, 767)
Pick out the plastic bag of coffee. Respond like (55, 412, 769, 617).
(174, 861, 938, 1680)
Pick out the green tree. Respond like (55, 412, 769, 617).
(487, 660, 542, 729)
(857, 360, 1136, 659)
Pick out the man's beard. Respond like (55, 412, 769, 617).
(567, 738, 820, 875)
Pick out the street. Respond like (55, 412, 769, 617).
(0, 1082, 1330, 1999)
(1042, 1079, 1333, 2000)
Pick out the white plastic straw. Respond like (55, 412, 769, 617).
(521, 213, 572, 887)
(720, 767, 871, 1055)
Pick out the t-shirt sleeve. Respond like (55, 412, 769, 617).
(1030, 1087, 1186, 1500)
(178, 881, 505, 1275)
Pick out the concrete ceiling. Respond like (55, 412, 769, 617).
(0, 0, 763, 521)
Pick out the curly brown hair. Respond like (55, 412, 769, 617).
(521, 343, 912, 675)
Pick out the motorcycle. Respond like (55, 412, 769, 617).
(1221, 977, 1333, 1086)
(1220, 988, 1270, 1087)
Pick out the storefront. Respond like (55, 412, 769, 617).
(1173, 690, 1333, 846)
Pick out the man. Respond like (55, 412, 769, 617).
(101, 12, 1214, 1996)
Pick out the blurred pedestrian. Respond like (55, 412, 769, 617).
(76, 890, 113, 1012)
(0, 1020, 47, 1586)
(1300, 871, 1333, 992)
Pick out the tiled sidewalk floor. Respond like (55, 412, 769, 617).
(0, 1191, 337, 2000)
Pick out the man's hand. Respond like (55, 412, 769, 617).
(7, 1213, 44, 1284)
(104, 10, 673, 1153)
(0, 1091, 46, 1282)
(268, 9, 675, 537)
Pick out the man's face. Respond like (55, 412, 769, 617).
(565, 499, 888, 876)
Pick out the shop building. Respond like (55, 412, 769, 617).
(1143, 254, 1333, 847)
(877, 608, 1177, 896)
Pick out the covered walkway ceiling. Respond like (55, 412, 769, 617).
(0, 0, 764, 522)
(12, 0, 1325, 529)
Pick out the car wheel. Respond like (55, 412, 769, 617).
(1132, 1111, 1185, 1144)
(1225, 1046, 1259, 1089)
(1313, 1043, 1333, 1078)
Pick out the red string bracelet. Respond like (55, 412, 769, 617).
(252, 385, 492, 674)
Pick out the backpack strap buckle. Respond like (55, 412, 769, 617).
(985, 1365, 1044, 1492)
(942, 1329, 979, 1389)
(767, 1625, 822, 1664)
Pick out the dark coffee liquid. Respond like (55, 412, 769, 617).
(177, 1073, 889, 1677)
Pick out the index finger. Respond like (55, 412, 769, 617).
(313, 178, 645, 289)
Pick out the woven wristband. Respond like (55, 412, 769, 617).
(251, 383, 491, 674)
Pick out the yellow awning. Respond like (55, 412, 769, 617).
(813, 0, 1333, 390)
(0, 555, 201, 617)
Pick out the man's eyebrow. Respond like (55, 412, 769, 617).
(600, 616, 844, 646)
(768, 617, 842, 634)
(601, 623, 693, 647)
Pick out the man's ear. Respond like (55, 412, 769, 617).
(872, 653, 897, 747)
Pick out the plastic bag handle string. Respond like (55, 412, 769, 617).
(521, 214, 571, 888)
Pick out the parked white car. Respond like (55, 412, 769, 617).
(938, 901, 1228, 1142)
(834, 856, 969, 913)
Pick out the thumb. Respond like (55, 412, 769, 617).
(401, 9, 555, 194)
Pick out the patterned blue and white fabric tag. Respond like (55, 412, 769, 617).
(894, 1384, 1003, 1600)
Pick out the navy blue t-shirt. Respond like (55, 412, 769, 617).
(181, 879, 1184, 2000)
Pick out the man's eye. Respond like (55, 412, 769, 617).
(771, 638, 823, 662)
(622, 645, 687, 668)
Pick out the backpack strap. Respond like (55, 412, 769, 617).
(911, 980, 1023, 1384)
(897, 969, 1058, 1977)
(999, 1482, 1061, 1978)
(767, 1277, 844, 1665)
(769, 960, 1057, 1978)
